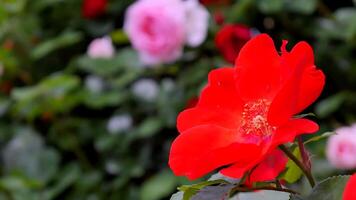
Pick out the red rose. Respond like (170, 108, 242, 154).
(245, 149, 288, 185)
(343, 174, 356, 200)
(215, 24, 252, 64)
(82, 0, 107, 19)
(169, 34, 325, 180)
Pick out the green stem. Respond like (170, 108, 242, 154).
(279, 144, 316, 187)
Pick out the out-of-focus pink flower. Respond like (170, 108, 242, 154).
(124, 0, 186, 66)
(326, 124, 356, 169)
(87, 36, 115, 58)
(183, 0, 209, 47)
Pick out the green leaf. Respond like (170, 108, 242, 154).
(76, 48, 141, 76)
(334, 8, 356, 41)
(177, 180, 229, 200)
(140, 170, 178, 200)
(284, 0, 317, 14)
(282, 147, 303, 184)
(257, 0, 283, 14)
(304, 132, 335, 145)
(0, 176, 41, 200)
(30, 0, 65, 11)
(289, 194, 304, 200)
(135, 117, 163, 139)
(31, 31, 83, 60)
(178, 180, 229, 192)
(190, 185, 234, 200)
(83, 90, 129, 108)
(315, 92, 348, 118)
(11, 73, 81, 119)
(43, 163, 80, 200)
(293, 113, 316, 119)
(304, 175, 350, 200)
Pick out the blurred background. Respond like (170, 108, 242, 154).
(0, 0, 355, 199)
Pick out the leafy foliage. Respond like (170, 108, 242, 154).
(289, 175, 350, 200)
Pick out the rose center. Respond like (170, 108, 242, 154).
(239, 99, 276, 140)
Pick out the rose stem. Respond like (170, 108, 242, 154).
(279, 144, 316, 187)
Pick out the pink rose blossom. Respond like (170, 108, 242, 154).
(124, 0, 186, 66)
(326, 124, 356, 169)
(183, 0, 209, 47)
(87, 36, 115, 58)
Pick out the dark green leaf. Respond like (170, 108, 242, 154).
(43, 164, 80, 200)
(178, 180, 229, 200)
(315, 92, 348, 118)
(140, 170, 178, 200)
(289, 194, 304, 200)
(135, 117, 163, 139)
(293, 113, 316, 119)
(257, 0, 283, 14)
(304, 175, 350, 200)
(76, 48, 141, 76)
(11, 74, 81, 119)
(284, 0, 317, 14)
(31, 31, 83, 60)
(191, 185, 234, 200)
(304, 132, 335, 145)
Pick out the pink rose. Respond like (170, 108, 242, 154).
(124, 0, 186, 66)
(87, 36, 115, 58)
(183, 0, 209, 47)
(326, 124, 356, 169)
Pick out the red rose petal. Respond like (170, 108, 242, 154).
(246, 149, 288, 184)
(343, 173, 356, 200)
(169, 124, 261, 180)
(235, 34, 282, 101)
(177, 67, 243, 132)
(272, 119, 319, 147)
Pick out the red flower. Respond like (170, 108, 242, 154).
(82, 0, 107, 19)
(215, 24, 252, 64)
(169, 34, 325, 180)
(245, 149, 288, 185)
(343, 174, 356, 200)
(213, 11, 225, 25)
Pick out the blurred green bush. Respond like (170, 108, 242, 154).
(0, 0, 355, 199)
